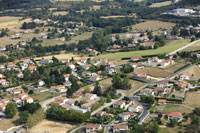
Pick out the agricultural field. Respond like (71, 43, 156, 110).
(29, 119, 76, 133)
(136, 67, 172, 78)
(162, 103, 193, 114)
(183, 41, 200, 52)
(52, 11, 68, 16)
(34, 53, 81, 60)
(149, 1, 172, 8)
(132, 20, 175, 30)
(126, 80, 146, 96)
(97, 39, 190, 60)
(182, 65, 200, 79)
(30, 92, 58, 102)
(100, 14, 136, 19)
(0, 16, 31, 32)
(184, 92, 200, 108)
(67, 32, 93, 44)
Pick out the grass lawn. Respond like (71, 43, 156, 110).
(149, 1, 172, 8)
(96, 39, 190, 61)
(67, 32, 93, 44)
(159, 127, 185, 133)
(132, 20, 175, 30)
(134, 0, 144, 2)
(30, 92, 58, 102)
(34, 53, 81, 60)
(126, 80, 146, 96)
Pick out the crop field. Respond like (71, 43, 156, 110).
(30, 119, 76, 133)
(97, 39, 190, 60)
(67, 32, 93, 44)
(100, 14, 136, 19)
(132, 20, 175, 30)
(149, 1, 172, 8)
(34, 53, 81, 60)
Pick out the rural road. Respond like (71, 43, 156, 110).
(167, 39, 200, 56)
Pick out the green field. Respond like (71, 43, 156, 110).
(96, 39, 190, 60)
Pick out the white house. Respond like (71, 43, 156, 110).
(128, 103, 142, 113)
(38, 80, 45, 86)
(66, 63, 75, 70)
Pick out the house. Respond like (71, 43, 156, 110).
(64, 81, 72, 88)
(0, 104, 5, 112)
(118, 112, 136, 121)
(10, 88, 24, 95)
(81, 100, 98, 111)
(131, 56, 143, 61)
(66, 98, 76, 106)
(66, 63, 75, 70)
(157, 80, 170, 88)
(59, 37, 65, 41)
(82, 71, 91, 78)
(82, 64, 92, 70)
(85, 93, 97, 100)
(17, 73, 24, 79)
(1, 99, 9, 104)
(96, 58, 108, 64)
(55, 97, 68, 103)
(133, 72, 147, 79)
(158, 99, 167, 105)
(18, 93, 27, 100)
(127, 43, 136, 48)
(128, 103, 142, 113)
(105, 66, 116, 74)
(90, 50, 99, 56)
(96, 111, 105, 117)
(56, 85, 66, 92)
(148, 57, 161, 63)
(61, 103, 71, 110)
(28, 65, 37, 72)
(160, 59, 174, 68)
(51, 100, 64, 106)
(102, 112, 114, 119)
(141, 42, 155, 48)
(168, 112, 183, 122)
(64, 74, 70, 81)
(79, 58, 87, 64)
(61, 59, 70, 63)
(39, 59, 53, 64)
(164, 88, 171, 94)
(0, 79, 9, 86)
(112, 45, 121, 49)
(85, 124, 102, 133)
(178, 74, 190, 81)
(129, 62, 143, 69)
(24, 97, 34, 103)
(89, 75, 100, 82)
(0, 47, 6, 51)
(113, 125, 129, 133)
(113, 100, 126, 109)
(139, 89, 154, 96)
(38, 80, 45, 86)
(177, 81, 191, 88)
(13, 97, 22, 105)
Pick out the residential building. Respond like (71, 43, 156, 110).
(128, 103, 142, 113)
(168, 112, 183, 122)
(113, 100, 126, 109)
(85, 124, 102, 133)
(113, 125, 129, 133)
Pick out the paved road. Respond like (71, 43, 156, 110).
(167, 39, 200, 56)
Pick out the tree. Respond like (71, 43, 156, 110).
(93, 82, 101, 96)
(17, 111, 29, 124)
(5, 102, 18, 118)
(170, 119, 178, 127)
(147, 122, 159, 133)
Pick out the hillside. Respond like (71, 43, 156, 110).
(0, 0, 51, 10)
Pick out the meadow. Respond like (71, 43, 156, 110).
(97, 39, 190, 60)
